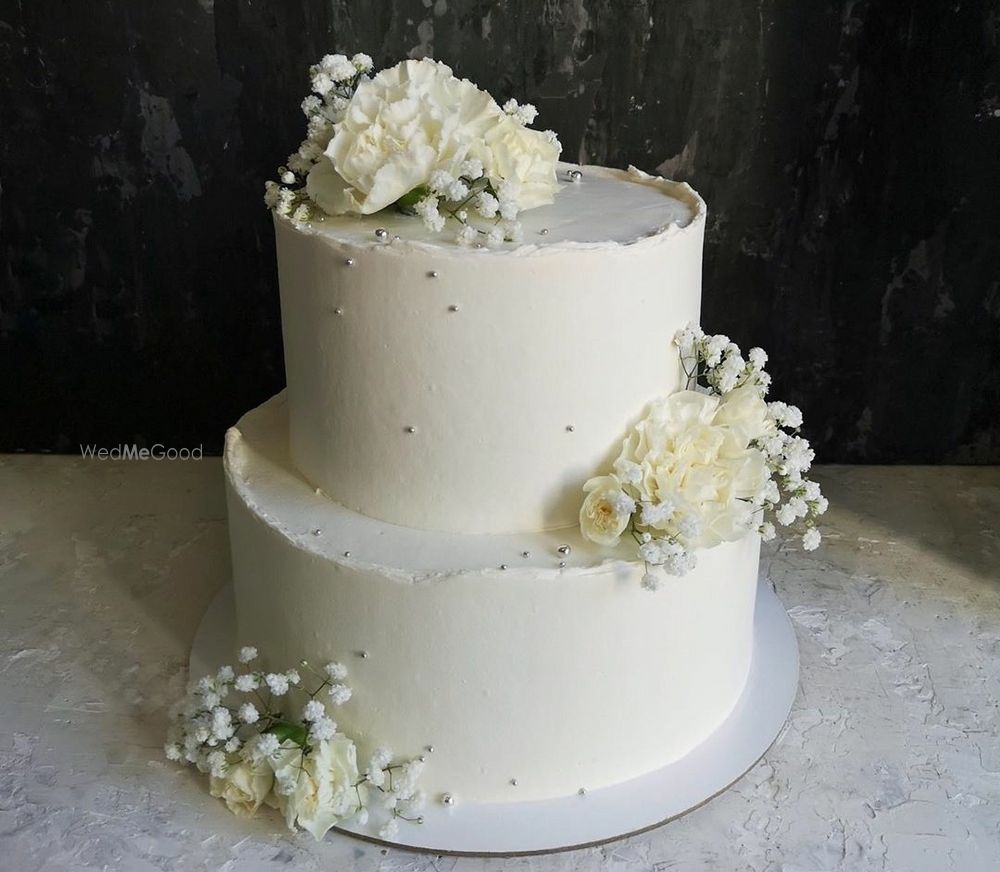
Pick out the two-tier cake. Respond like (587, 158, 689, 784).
(168, 53, 825, 847)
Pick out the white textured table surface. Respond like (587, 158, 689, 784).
(1, 458, 998, 871)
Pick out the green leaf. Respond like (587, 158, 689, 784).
(266, 722, 308, 746)
(395, 186, 430, 213)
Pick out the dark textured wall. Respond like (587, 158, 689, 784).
(2, 0, 999, 461)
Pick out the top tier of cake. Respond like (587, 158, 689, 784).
(274, 163, 705, 534)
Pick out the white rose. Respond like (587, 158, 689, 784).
(209, 757, 274, 817)
(483, 116, 561, 210)
(579, 475, 634, 547)
(270, 736, 359, 841)
(321, 59, 502, 215)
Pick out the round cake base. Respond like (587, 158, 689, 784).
(190, 577, 798, 856)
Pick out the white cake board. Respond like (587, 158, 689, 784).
(191, 578, 798, 856)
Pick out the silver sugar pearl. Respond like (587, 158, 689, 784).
(578, 787, 587, 796)
(539, 228, 549, 235)
(428, 270, 439, 278)
(521, 550, 531, 558)
(374, 228, 389, 241)
(448, 304, 460, 312)
(557, 544, 572, 556)
(566, 424, 575, 432)
(418, 755, 426, 763)
(474, 242, 484, 249)
(426, 745, 435, 753)
(312, 529, 322, 536)
(343, 550, 351, 557)
(500, 564, 508, 570)
(440, 792, 454, 805)
(510, 778, 518, 787)
(334, 306, 344, 315)
(358, 649, 369, 658)
(568, 169, 583, 182)
(344, 257, 355, 266)
(405, 425, 417, 434)
(559, 561, 566, 568)
(417, 816, 425, 824)
(393, 234, 401, 241)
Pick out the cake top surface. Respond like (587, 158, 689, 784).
(290, 163, 703, 253)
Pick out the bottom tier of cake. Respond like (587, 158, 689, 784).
(224, 393, 762, 803)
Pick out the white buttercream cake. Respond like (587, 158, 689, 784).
(224, 163, 762, 803)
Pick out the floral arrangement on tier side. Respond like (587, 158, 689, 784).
(579, 324, 827, 590)
(264, 52, 562, 246)
(164, 646, 425, 841)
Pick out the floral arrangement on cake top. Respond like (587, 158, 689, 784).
(164, 646, 425, 841)
(579, 324, 827, 589)
(264, 52, 562, 246)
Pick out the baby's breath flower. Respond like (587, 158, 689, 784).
(284, 669, 301, 686)
(369, 746, 392, 770)
(234, 673, 258, 693)
(641, 570, 664, 591)
(775, 503, 796, 526)
(365, 765, 386, 788)
(328, 683, 352, 705)
(302, 699, 326, 722)
(255, 732, 280, 760)
(428, 169, 455, 196)
(265, 672, 290, 696)
(351, 52, 374, 72)
(459, 157, 484, 178)
(308, 716, 338, 742)
(207, 750, 228, 778)
(503, 220, 524, 243)
(414, 195, 445, 233)
(802, 527, 822, 551)
(446, 179, 470, 202)
(476, 192, 499, 218)
(324, 662, 347, 681)
(237, 702, 260, 724)
(485, 226, 505, 248)
(456, 224, 478, 246)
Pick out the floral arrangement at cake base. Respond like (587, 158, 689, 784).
(265, 51, 562, 246)
(164, 646, 425, 841)
(580, 324, 827, 589)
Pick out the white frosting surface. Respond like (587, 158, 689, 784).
(301, 163, 699, 250)
(275, 163, 706, 533)
(226, 395, 761, 802)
